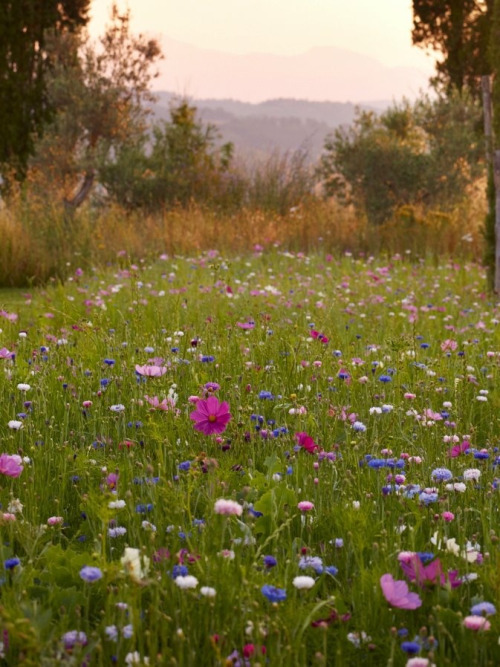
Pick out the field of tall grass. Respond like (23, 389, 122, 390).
(0, 246, 498, 665)
(0, 182, 487, 288)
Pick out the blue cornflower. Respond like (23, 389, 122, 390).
(261, 584, 287, 603)
(474, 451, 490, 460)
(201, 355, 215, 363)
(403, 484, 421, 499)
(172, 565, 188, 578)
(419, 490, 438, 504)
(104, 359, 115, 366)
(416, 552, 434, 564)
(62, 631, 87, 649)
(323, 565, 338, 576)
(259, 391, 274, 400)
(193, 518, 205, 527)
(401, 641, 420, 655)
(4, 557, 20, 570)
(136, 503, 153, 513)
(299, 556, 323, 572)
(247, 505, 263, 518)
(368, 458, 387, 469)
(178, 461, 191, 471)
(470, 602, 496, 616)
(352, 421, 367, 432)
(263, 555, 277, 569)
(379, 375, 392, 383)
(79, 566, 103, 582)
(431, 467, 453, 482)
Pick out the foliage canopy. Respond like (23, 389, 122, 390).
(0, 0, 90, 178)
(319, 94, 484, 224)
(412, 1, 493, 95)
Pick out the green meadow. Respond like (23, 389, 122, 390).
(0, 249, 497, 666)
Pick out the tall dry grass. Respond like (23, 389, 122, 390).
(0, 177, 487, 287)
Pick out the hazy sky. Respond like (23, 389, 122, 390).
(88, 0, 434, 68)
(87, 0, 435, 102)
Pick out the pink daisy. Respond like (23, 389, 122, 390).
(190, 396, 231, 435)
(135, 364, 168, 377)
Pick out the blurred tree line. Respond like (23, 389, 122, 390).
(0, 0, 498, 251)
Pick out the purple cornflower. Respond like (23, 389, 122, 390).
(79, 565, 103, 582)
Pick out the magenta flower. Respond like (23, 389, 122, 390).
(0, 454, 23, 478)
(0, 348, 13, 359)
(190, 396, 231, 435)
(380, 574, 422, 609)
(135, 364, 168, 377)
(399, 555, 461, 589)
(295, 432, 319, 454)
(448, 439, 470, 458)
(297, 501, 314, 512)
(399, 555, 444, 587)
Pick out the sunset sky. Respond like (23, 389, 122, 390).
(87, 0, 436, 101)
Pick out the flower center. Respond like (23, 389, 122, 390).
(208, 415, 216, 423)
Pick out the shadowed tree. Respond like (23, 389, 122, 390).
(0, 0, 90, 181)
(412, 0, 493, 96)
(26, 4, 162, 210)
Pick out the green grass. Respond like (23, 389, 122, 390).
(0, 249, 497, 666)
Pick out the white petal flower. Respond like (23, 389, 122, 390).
(175, 575, 199, 589)
(293, 576, 315, 590)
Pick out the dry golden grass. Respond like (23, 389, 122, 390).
(0, 182, 487, 286)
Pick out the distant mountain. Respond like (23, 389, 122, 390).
(156, 36, 431, 104)
(152, 93, 380, 161)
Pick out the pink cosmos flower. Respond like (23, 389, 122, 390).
(214, 499, 243, 516)
(295, 432, 319, 454)
(236, 322, 255, 330)
(144, 395, 178, 412)
(310, 330, 329, 344)
(297, 501, 314, 512)
(463, 615, 491, 631)
(424, 409, 443, 421)
(399, 555, 461, 589)
(190, 396, 231, 435)
(448, 439, 470, 458)
(441, 339, 458, 352)
(0, 454, 23, 478)
(380, 574, 422, 609)
(0, 348, 13, 359)
(0, 310, 18, 322)
(135, 364, 168, 377)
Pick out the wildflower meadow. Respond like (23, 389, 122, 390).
(0, 248, 498, 666)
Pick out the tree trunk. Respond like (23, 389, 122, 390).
(495, 150, 500, 293)
(64, 169, 95, 211)
(482, 76, 493, 165)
